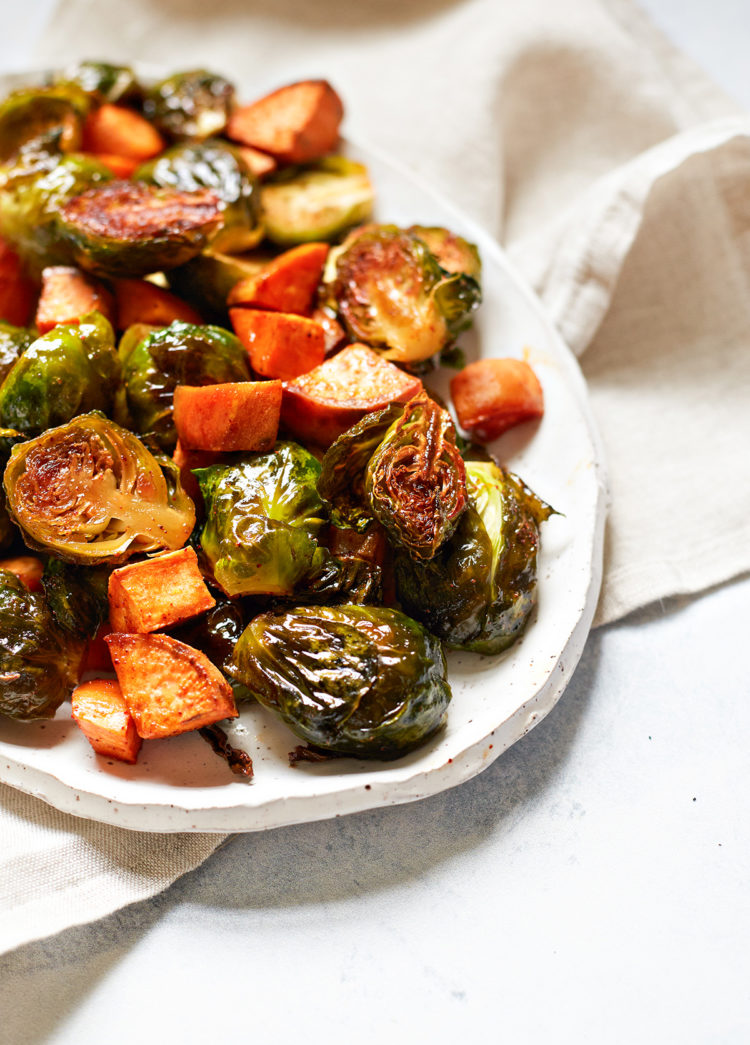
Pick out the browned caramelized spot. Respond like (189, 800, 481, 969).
(61, 181, 221, 242)
(199, 723, 254, 780)
(288, 745, 347, 765)
(14, 432, 115, 531)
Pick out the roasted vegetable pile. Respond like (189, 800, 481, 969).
(0, 64, 550, 778)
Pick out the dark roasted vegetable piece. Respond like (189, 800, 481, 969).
(0, 568, 84, 720)
(135, 139, 263, 254)
(3, 412, 195, 564)
(42, 558, 110, 637)
(54, 61, 142, 105)
(0, 84, 91, 163)
(166, 249, 273, 320)
(232, 604, 451, 759)
(408, 225, 482, 281)
(170, 592, 252, 701)
(365, 391, 467, 559)
(0, 321, 36, 384)
(395, 461, 552, 654)
(261, 157, 374, 246)
(196, 442, 329, 597)
(58, 181, 222, 277)
(0, 312, 120, 434)
(121, 320, 251, 449)
(144, 70, 235, 141)
(327, 224, 480, 364)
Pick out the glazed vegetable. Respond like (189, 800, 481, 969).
(261, 157, 374, 245)
(82, 104, 164, 163)
(42, 558, 110, 637)
(108, 547, 215, 634)
(0, 312, 120, 434)
(408, 226, 482, 281)
(173, 381, 282, 452)
(196, 442, 329, 597)
(121, 320, 251, 448)
(227, 79, 343, 164)
(227, 242, 329, 315)
(54, 61, 141, 105)
(395, 461, 552, 654)
(170, 591, 251, 700)
(231, 604, 451, 759)
(3, 412, 195, 564)
(327, 224, 480, 364)
(114, 278, 202, 329)
(58, 180, 222, 277)
(144, 70, 235, 141)
(451, 357, 544, 442)
(0, 320, 36, 383)
(135, 139, 263, 254)
(166, 249, 273, 319)
(35, 265, 115, 334)
(71, 679, 142, 764)
(229, 308, 325, 380)
(0, 568, 84, 721)
(0, 84, 91, 163)
(0, 554, 44, 591)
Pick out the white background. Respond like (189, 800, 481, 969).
(1, 2, 749, 1042)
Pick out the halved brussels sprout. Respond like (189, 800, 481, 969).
(135, 139, 263, 254)
(3, 412, 195, 564)
(0, 321, 36, 384)
(232, 604, 451, 759)
(54, 61, 142, 105)
(395, 461, 552, 654)
(58, 180, 222, 277)
(144, 70, 235, 141)
(0, 568, 84, 721)
(261, 157, 374, 246)
(408, 225, 482, 281)
(121, 320, 251, 448)
(42, 558, 110, 637)
(166, 248, 274, 320)
(0, 84, 91, 163)
(366, 391, 467, 559)
(0, 151, 112, 273)
(327, 224, 480, 364)
(0, 312, 120, 434)
(196, 442, 330, 597)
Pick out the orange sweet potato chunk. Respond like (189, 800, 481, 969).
(108, 547, 215, 634)
(82, 104, 164, 162)
(0, 555, 44, 591)
(230, 308, 325, 380)
(92, 153, 140, 179)
(173, 439, 222, 507)
(82, 623, 114, 675)
(227, 243, 328, 316)
(227, 80, 343, 164)
(72, 679, 142, 764)
(105, 632, 237, 739)
(281, 342, 423, 446)
(0, 237, 36, 326)
(36, 266, 115, 334)
(114, 278, 202, 329)
(173, 381, 282, 452)
(450, 358, 544, 442)
(236, 145, 277, 178)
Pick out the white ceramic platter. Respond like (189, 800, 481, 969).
(0, 73, 607, 831)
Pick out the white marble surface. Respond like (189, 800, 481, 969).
(2, 2, 750, 1042)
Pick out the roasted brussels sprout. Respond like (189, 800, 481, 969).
(58, 180, 222, 277)
(0, 84, 91, 163)
(196, 442, 330, 597)
(328, 224, 480, 364)
(408, 226, 482, 281)
(54, 61, 141, 105)
(0, 312, 120, 434)
(144, 70, 235, 141)
(261, 157, 374, 246)
(0, 321, 36, 384)
(166, 249, 273, 320)
(42, 558, 110, 637)
(0, 151, 112, 273)
(121, 321, 251, 448)
(3, 412, 195, 564)
(395, 461, 552, 654)
(135, 139, 263, 254)
(232, 604, 451, 759)
(0, 568, 84, 720)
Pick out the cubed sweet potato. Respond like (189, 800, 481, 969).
(114, 278, 202, 329)
(108, 547, 215, 634)
(72, 678, 142, 764)
(236, 145, 278, 178)
(36, 266, 115, 334)
(450, 357, 544, 442)
(82, 622, 114, 675)
(105, 632, 238, 739)
(227, 243, 328, 316)
(82, 103, 164, 162)
(227, 80, 343, 164)
(0, 555, 44, 591)
(0, 237, 36, 327)
(173, 381, 282, 452)
(230, 308, 325, 380)
(311, 306, 346, 354)
(172, 439, 222, 507)
(92, 153, 140, 179)
(281, 342, 422, 446)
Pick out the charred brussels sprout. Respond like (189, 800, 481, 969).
(3, 412, 195, 564)
(395, 461, 552, 654)
(58, 180, 222, 277)
(54, 61, 141, 105)
(135, 139, 263, 254)
(121, 321, 251, 448)
(0, 321, 36, 384)
(0, 312, 120, 434)
(328, 224, 480, 364)
(0, 568, 84, 721)
(261, 157, 374, 246)
(42, 558, 110, 637)
(196, 442, 330, 597)
(0, 151, 112, 273)
(144, 70, 235, 141)
(0, 84, 91, 163)
(232, 604, 451, 759)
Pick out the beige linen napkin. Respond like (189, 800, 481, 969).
(1, 0, 747, 953)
